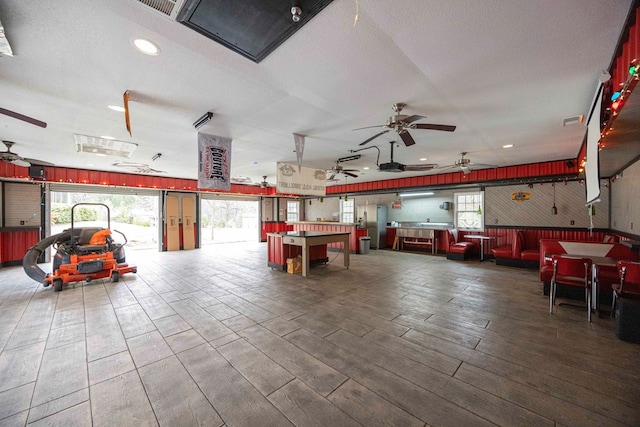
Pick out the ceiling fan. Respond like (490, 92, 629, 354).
(0, 108, 47, 128)
(435, 152, 497, 174)
(354, 103, 456, 147)
(327, 155, 361, 181)
(112, 161, 166, 174)
(259, 176, 273, 188)
(0, 141, 54, 167)
(378, 141, 438, 173)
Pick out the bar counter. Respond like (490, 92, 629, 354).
(287, 221, 367, 253)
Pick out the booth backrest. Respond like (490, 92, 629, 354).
(539, 239, 639, 282)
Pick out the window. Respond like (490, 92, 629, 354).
(340, 198, 355, 223)
(454, 191, 484, 230)
(286, 200, 299, 222)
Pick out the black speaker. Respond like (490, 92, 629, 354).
(565, 160, 575, 168)
(29, 166, 45, 179)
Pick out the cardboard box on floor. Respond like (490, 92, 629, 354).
(287, 255, 302, 274)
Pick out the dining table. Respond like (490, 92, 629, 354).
(464, 235, 496, 262)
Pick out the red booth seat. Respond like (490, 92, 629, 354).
(491, 230, 539, 269)
(445, 230, 477, 260)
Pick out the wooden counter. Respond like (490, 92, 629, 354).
(287, 221, 367, 253)
(267, 231, 349, 277)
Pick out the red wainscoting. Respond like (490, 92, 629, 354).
(261, 222, 292, 241)
(266, 233, 328, 270)
(0, 228, 41, 267)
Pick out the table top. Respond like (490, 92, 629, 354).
(562, 254, 618, 267)
(464, 235, 496, 240)
(268, 231, 350, 238)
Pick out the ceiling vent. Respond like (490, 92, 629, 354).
(74, 134, 138, 158)
(132, 0, 186, 20)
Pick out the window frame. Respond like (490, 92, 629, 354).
(286, 200, 299, 222)
(340, 198, 355, 223)
(454, 191, 484, 231)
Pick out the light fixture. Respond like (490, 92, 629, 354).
(0, 17, 13, 56)
(399, 192, 435, 198)
(131, 38, 160, 56)
(502, 144, 514, 148)
(419, 158, 427, 161)
(100, 135, 116, 140)
(193, 112, 213, 129)
(363, 167, 370, 170)
(108, 105, 125, 112)
(291, 6, 302, 22)
(74, 134, 138, 158)
(551, 183, 558, 215)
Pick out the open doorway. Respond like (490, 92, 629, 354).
(49, 186, 160, 252)
(200, 197, 259, 244)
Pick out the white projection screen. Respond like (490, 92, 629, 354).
(585, 83, 603, 205)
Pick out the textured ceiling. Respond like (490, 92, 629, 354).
(0, 0, 634, 187)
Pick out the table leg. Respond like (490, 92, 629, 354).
(343, 236, 350, 268)
(479, 240, 485, 262)
(302, 243, 309, 278)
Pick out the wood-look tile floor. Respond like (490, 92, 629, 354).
(1, 242, 639, 426)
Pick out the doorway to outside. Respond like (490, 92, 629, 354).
(200, 198, 259, 244)
(49, 189, 160, 252)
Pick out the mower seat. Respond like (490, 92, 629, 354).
(75, 228, 108, 254)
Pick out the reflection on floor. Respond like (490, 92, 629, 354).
(0, 242, 638, 426)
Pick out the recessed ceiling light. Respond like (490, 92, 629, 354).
(363, 167, 370, 170)
(502, 144, 514, 148)
(108, 105, 125, 112)
(131, 38, 160, 56)
(100, 135, 116, 140)
(419, 158, 427, 161)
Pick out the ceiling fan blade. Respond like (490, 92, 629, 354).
(352, 124, 387, 131)
(0, 107, 47, 128)
(359, 129, 390, 146)
(460, 166, 472, 174)
(11, 158, 31, 167)
(414, 123, 456, 132)
(327, 172, 336, 180)
(342, 168, 359, 172)
(468, 163, 498, 170)
(344, 171, 358, 178)
(399, 131, 416, 147)
(403, 164, 438, 171)
(24, 157, 55, 166)
(403, 114, 426, 124)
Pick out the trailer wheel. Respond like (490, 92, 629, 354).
(53, 278, 63, 292)
(111, 271, 119, 283)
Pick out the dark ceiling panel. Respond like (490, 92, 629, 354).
(177, 0, 334, 63)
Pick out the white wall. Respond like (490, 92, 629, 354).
(611, 159, 640, 235)
(485, 180, 609, 228)
(304, 190, 456, 224)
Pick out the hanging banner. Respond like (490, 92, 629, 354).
(293, 133, 305, 173)
(277, 162, 326, 196)
(198, 133, 231, 191)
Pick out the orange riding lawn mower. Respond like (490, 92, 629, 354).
(23, 203, 137, 292)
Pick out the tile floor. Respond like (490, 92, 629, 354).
(0, 242, 639, 426)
